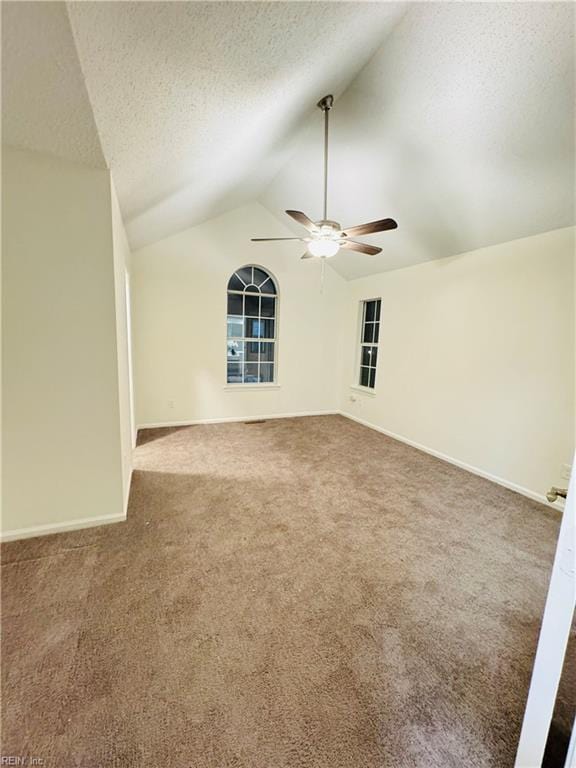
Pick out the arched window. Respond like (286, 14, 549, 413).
(226, 265, 278, 385)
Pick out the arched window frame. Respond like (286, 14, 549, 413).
(226, 265, 279, 386)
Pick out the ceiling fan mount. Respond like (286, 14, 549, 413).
(316, 94, 334, 112)
(251, 94, 398, 260)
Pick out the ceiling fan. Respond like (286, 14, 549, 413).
(251, 94, 397, 259)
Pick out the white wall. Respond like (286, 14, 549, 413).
(2, 146, 127, 538)
(111, 181, 134, 509)
(339, 227, 575, 501)
(131, 203, 346, 426)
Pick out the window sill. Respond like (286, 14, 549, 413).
(223, 384, 281, 391)
(350, 385, 376, 397)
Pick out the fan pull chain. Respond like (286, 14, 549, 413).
(320, 256, 326, 293)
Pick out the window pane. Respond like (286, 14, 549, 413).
(373, 322, 380, 344)
(258, 319, 274, 338)
(253, 267, 269, 286)
(245, 284, 259, 293)
(244, 363, 258, 383)
(227, 293, 242, 315)
(245, 318, 256, 338)
(259, 363, 274, 383)
(361, 346, 377, 367)
(371, 347, 378, 367)
(365, 300, 377, 322)
(259, 342, 274, 362)
(228, 273, 244, 291)
(363, 322, 374, 344)
(246, 318, 273, 338)
(237, 266, 253, 285)
(245, 294, 260, 317)
(369, 368, 376, 388)
(227, 316, 243, 338)
(245, 341, 259, 362)
(260, 277, 276, 295)
(227, 340, 244, 361)
(260, 295, 275, 318)
(360, 366, 370, 387)
(227, 362, 243, 383)
(375, 299, 382, 321)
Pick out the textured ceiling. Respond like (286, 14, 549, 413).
(3, 2, 574, 279)
(65, 1, 407, 250)
(1, 2, 105, 169)
(261, 2, 575, 278)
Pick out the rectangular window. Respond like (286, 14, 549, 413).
(226, 316, 276, 384)
(359, 298, 381, 389)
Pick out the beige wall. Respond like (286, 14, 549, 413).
(131, 203, 347, 425)
(2, 146, 127, 537)
(339, 227, 575, 501)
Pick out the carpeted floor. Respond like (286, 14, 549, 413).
(1, 415, 569, 767)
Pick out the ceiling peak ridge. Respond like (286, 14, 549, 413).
(255, 5, 411, 217)
(63, 0, 109, 171)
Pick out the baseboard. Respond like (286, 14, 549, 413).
(339, 411, 559, 509)
(0, 512, 127, 543)
(136, 410, 339, 431)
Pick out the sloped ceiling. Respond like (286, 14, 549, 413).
(2, 2, 105, 169)
(3, 2, 574, 279)
(66, 1, 408, 250)
(261, 2, 575, 278)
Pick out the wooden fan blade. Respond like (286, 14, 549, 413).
(342, 218, 397, 237)
(286, 210, 318, 232)
(251, 237, 304, 242)
(301, 253, 314, 259)
(340, 240, 382, 256)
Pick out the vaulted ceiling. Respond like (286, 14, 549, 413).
(3, 1, 574, 279)
(262, 2, 575, 277)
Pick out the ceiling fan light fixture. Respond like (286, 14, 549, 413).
(250, 94, 397, 259)
(307, 238, 340, 258)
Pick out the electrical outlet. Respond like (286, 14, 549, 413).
(561, 463, 572, 481)
(349, 394, 357, 403)
(168, 399, 175, 410)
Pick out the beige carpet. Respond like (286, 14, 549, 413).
(1, 415, 569, 767)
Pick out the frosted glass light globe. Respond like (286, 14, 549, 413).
(307, 239, 340, 258)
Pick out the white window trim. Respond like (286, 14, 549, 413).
(354, 297, 381, 392)
(226, 265, 280, 387)
(349, 384, 376, 397)
(223, 384, 281, 391)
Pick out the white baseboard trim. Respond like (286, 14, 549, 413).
(0, 512, 127, 543)
(339, 411, 558, 509)
(136, 410, 338, 431)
